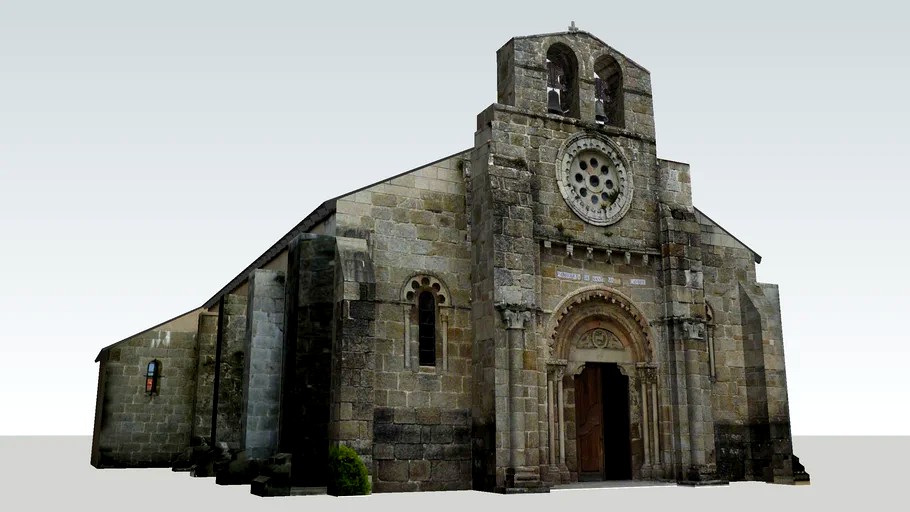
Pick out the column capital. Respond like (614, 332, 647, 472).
(682, 319, 706, 341)
(661, 315, 707, 341)
(546, 360, 567, 380)
(498, 305, 532, 330)
(636, 362, 659, 384)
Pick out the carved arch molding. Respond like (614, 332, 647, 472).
(546, 286, 654, 364)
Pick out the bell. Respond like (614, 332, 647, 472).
(595, 99, 606, 124)
(548, 89, 562, 114)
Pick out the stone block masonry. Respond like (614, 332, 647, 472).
(91, 326, 198, 468)
(329, 237, 376, 471)
(89, 27, 808, 494)
(191, 312, 218, 442)
(373, 406, 472, 492)
(241, 269, 286, 460)
(281, 234, 336, 486)
(214, 293, 247, 449)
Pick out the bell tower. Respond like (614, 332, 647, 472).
(494, 26, 655, 139)
(470, 26, 667, 493)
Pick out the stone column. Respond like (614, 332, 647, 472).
(682, 321, 708, 465)
(678, 318, 717, 482)
(546, 361, 567, 476)
(402, 305, 410, 369)
(500, 307, 542, 490)
(637, 363, 660, 472)
(502, 309, 529, 468)
(441, 311, 449, 371)
(556, 366, 567, 468)
(547, 377, 556, 466)
(641, 373, 651, 472)
(651, 379, 660, 467)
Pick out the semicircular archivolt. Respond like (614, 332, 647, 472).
(547, 285, 653, 363)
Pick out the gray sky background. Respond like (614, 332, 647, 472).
(1, 0, 907, 435)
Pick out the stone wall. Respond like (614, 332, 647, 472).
(474, 35, 662, 487)
(334, 154, 472, 307)
(91, 326, 197, 467)
(334, 155, 475, 491)
(373, 406, 472, 491)
(214, 293, 247, 449)
(473, 106, 661, 261)
(241, 269, 286, 460)
(659, 201, 716, 482)
(538, 243, 662, 478)
(191, 312, 218, 442)
(469, 138, 499, 491)
(329, 237, 376, 470)
(496, 32, 655, 138)
(697, 212, 795, 483)
(282, 233, 336, 486)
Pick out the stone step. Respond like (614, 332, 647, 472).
(290, 486, 328, 496)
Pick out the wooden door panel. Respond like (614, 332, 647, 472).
(575, 366, 604, 478)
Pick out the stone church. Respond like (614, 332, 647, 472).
(91, 27, 810, 495)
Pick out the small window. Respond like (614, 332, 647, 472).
(418, 291, 436, 366)
(145, 359, 161, 395)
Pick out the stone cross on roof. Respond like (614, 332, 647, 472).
(568, 21, 578, 32)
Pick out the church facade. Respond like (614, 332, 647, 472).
(91, 28, 809, 494)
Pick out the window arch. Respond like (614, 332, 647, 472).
(401, 274, 452, 369)
(594, 54, 624, 128)
(546, 43, 580, 119)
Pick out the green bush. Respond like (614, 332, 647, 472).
(327, 444, 371, 496)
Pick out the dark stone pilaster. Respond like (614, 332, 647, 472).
(330, 237, 376, 472)
(281, 234, 336, 486)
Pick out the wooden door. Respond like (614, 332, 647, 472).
(575, 365, 604, 480)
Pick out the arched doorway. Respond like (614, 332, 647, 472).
(575, 362, 631, 480)
(544, 287, 660, 483)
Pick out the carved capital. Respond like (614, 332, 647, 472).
(682, 319, 705, 341)
(547, 360, 567, 380)
(500, 307, 531, 330)
(636, 362, 658, 384)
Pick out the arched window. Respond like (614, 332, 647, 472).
(546, 43, 580, 119)
(401, 274, 451, 370)
(418, 291, 436, 366)
(594, 54, 624, 128)
(145, 359, 161, 395)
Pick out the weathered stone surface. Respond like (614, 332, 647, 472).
(241, 269, 286, 460)
(92, 27, 807, 495)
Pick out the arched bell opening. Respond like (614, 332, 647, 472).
(546, 43, 580, 119)
(593, 54, 624, 128)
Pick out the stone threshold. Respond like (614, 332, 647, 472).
(552, 480, 678, 491)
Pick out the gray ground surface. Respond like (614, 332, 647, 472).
(0, 436, 897, 510)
